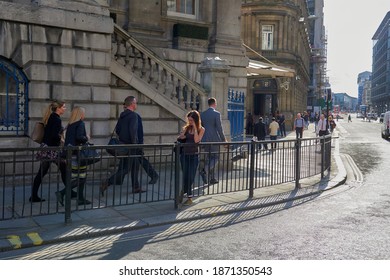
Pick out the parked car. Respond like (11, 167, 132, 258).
(380, 113, 385, 123)
(381, 111, 390, 139)
(357, 112, 363, 118)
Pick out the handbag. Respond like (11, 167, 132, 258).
(78, 142, 101, 166)
(31, 122, 45, 144)
(106, 126, 129, 156)
(173, 138, 186, 154)
(36, 143, 59, 160)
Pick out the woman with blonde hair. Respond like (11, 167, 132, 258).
(56, 106, 91, 206)
(31, 100, 67, 202)
(177, 110, 205, 206)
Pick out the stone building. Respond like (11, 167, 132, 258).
(357, 71, 372, 107)
(241, 0, 312, 128)
(0, 0, 248, 148)
(371, 11, 390, 114)
(306, 0, 328, 112)
(0, 0, 113, 149)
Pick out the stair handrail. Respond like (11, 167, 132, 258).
(113, 24, 208, 100)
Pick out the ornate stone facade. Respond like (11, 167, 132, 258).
(241, 0, 312, 127)
(0, 0, 248, 147)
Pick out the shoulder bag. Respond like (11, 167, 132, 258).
(78, 142, 101, 166)
(106, 126, 129, 156)
(31, 122, 45, 144)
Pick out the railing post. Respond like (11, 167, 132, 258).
(64, 147, 73, 224)
(174, 142, 181, 209)
(295, 138, 301, 189)
(327, 136, 332, 172)
(249, 140, 255, 198)
(321, 136, 325, 178)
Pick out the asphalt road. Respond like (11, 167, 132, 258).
(1, 115, 390, 260)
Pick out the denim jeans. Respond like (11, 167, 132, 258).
(180, 154, 199, 197)
(270, 135, 277, 149)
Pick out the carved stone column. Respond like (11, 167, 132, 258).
(209, 0, 244, 56)
(198, 57, 231, 140)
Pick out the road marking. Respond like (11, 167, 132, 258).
(342, 153, 364, 183)
(27, 232, 43, 245)
(6, 235, 22, 249)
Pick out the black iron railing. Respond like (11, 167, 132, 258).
(0, 136, 332, 222)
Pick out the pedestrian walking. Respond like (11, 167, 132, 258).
(31, 100, 68, 203)
(199, 97, 226, 186)
(329, 116, 336, 133)
(303, 111, 309, 129)
(55, 106, 91, 206)
(253, 117, 268, 151)
(348, 114, 352, 122)
(293, 113, 305, 139)
(269, 117, 279, 149)
(177, 110, 205, 206)
(278, 113, 286, 137)
(316, 114, 328, 137)
(314, 112, 320, 132)
(100, 96, 145, 196)
(316, 114, 329, 155)
(246, 112, 254, 135)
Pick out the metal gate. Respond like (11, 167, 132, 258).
(228, 89, 245, 142)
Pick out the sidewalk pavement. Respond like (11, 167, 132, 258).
(0, 123, 346, 253)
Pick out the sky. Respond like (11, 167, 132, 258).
(324, 0, 390, 97)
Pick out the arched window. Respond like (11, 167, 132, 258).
(0, 56, 29, 136)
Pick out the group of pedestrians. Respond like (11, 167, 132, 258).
(31, 97, 157, 205)
(32, 97, 339, 206)
(31, 101, 92, 205)
(252, 112, 287, 151)
(31, 96, 226, 207)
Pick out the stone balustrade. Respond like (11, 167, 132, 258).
(112, 24, 208, 115)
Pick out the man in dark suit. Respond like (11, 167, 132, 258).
(253, 117, 268, 151)
(199, 97, 227, 185)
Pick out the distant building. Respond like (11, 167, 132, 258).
(357, 71, 371, 107)
(306, 0, 329, 110)
(241, 0, 312, 126)
(333, 93, 358, 112)
(371, 11, 390, 113)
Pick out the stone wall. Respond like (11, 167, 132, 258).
(0, 0, 248, 148)
(0, 0, 113, 147)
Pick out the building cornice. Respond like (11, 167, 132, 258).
(0, 0, 113, 34)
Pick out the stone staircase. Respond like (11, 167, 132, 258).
(110, 24, 208, 121)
